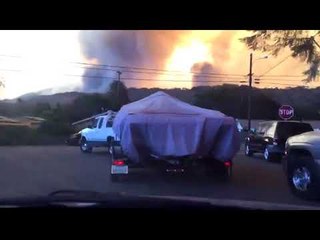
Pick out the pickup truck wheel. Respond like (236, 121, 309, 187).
(80, 139, 92, 153)
(287, 156, 320, 200)
(263, 147, 274, 162)
(245, 143, 253, 157)
(106, 136, 112, 153)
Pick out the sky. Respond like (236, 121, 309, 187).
(0, 30, 84, 99)
(0, 30, 318, 99)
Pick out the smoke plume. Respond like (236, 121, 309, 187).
(191, 62, 221, 88)
(79, 30, 310, 92)
(79, 30, 190, 92)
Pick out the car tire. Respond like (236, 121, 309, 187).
(106, 136, 113, 153)
(80, 138, 92, 153)
(287, 155, 320, 200)
(245, 143, 253, 157)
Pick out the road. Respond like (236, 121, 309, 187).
(1, 145, 320, 207)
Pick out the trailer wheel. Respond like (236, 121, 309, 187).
(106, 136, 113, 153)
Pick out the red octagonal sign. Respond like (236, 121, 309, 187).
(279, 105, 294, 120)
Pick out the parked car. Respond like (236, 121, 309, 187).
(79, 112, 118, 153)
(245, 121, 313, 161)
(283, 131, 320, 200)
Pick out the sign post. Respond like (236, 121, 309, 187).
(279, 105, 294, 120)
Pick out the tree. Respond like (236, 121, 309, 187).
(241, 30, 320, 82)
(67, 94, 111, 122)
(33, 102, 51, 117)
(193, 85, 280, 119)
(107, 80, 130, 110)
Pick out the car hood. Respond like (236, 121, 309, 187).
(80, 128, 92, 134)
(0, 191, 318, 210)
(287, 131, 320, 146)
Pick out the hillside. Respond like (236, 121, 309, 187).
(1, 85, 320, 120)
(128, 86, 320, 120)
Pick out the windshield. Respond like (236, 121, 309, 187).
(1, 30, 320, 210)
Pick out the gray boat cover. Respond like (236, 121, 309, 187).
(113, 91, 240, 163)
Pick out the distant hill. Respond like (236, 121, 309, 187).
(1, 84, 320, 120)
(18, 91, 86, 106)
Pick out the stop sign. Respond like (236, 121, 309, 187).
(279, 105, 294, 120)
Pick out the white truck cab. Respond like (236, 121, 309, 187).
(80, 112, 118, 153)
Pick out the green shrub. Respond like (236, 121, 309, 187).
(0, 126, 67, 145)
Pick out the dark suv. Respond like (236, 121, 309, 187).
(245, 121, 313, 161)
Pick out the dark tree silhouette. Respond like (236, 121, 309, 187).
(241, 30, 320, 82)
(107, 80, 130, 110)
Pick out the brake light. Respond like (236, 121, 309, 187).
(224, 161, 232, 167)
(113, 159, 125, 166)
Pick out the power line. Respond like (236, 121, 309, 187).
(0, 53, 310, 79)
(71, 61, 314, 81)
(62, 73, 314, 89)
(121, 77, 242, 84)
(258, 33, 320, 78)
(259, 54, 292, 77)
(76, 64, 308, 79)
(65, 74, 116, 80)
(66, 74, 244, 84)
(66, 74, 243, 84)
(258, 74, 304, 78)
(66, 73, 309, 86)
(258, 82, 304, 86)
(71, 61, 246, 77)
(258, 78, 304, 82)
(66, 73, 245, 82)
(77, 65, 247, 79)
(0, 53, 312, 85)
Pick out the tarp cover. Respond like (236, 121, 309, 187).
(113, 91, 240, 163)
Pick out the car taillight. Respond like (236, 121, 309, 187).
(224, 161, 232, 167)
(113, 159, 125, 166)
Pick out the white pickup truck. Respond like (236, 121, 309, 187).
(79, 112, 118, 153)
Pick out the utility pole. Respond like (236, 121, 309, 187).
(116, 71, 122, 110)
(247, 53, 253, 132)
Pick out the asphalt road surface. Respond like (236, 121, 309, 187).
(1, 145, 320, 208)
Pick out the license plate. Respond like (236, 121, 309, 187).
(111, 165, 128, 174)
